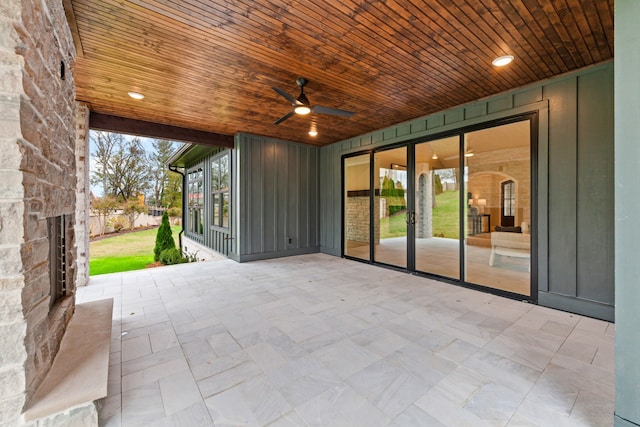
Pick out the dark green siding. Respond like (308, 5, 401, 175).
(320, 61, 614, 321)
(233, 134, 320, 262)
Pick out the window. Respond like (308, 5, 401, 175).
(211, 151, 230, 228)
(501, 180, 515, 227)
(48, 215, 66, 309)
(187, 166, 204, 235)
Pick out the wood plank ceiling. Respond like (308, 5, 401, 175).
(69, 0, 614, 146)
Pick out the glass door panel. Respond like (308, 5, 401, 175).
(344, 154, 371, 260)
(374, 147, 407, 268)
(464, 121, 531, 296)
(414, 136, 460, 279)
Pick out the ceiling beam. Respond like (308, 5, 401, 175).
(89, 113, 234, 148)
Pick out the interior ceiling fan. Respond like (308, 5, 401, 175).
(272, 77, 355, 125)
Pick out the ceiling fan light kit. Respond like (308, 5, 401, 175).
(272, 77, 355, 125)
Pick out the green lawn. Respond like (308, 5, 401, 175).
(379, 210, 408, 238)
(379, 190, 460, 239)
(90, 226, 181, 276)
(432, 190, 460, 239)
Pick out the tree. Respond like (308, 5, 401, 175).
(91, 196, 118, 236)
(149, 139, 177, 208)
(109, 137, 151, 200)
(154, 211, 175, 261)
(164, 170, 183, 209)
(90, 132, 151, 201)
(90, 131, 120, 196)
(436, 168, 457, 190)
(123, 199, 147, 230)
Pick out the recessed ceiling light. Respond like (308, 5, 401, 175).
(128, 91, 145, 100)
(308, 130, 318, 137)
(492, 55, 514, 67)
(431, 153, 438, 160)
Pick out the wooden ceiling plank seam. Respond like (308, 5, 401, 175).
(289, 0, 489, 101)
(62, 0, 85, 57)
(72, 1, 380, 97)
(493, 0, 566, 74)
(519, 0, 580, 70)
(545, 0, 595, 65)
(428, 0, 539, 84)
(371, 0, 524, 94)
(578, 0, 613, 60)
(478, 0, 561, 78)
(318, 0, 500, 101)
(337, 0, 511, 94)
(74, 44, 427, 121)
(69, 0, 613, 146)
(249, 0, 484, 100)
(540, 0, 593, 68)
(129, 0, 396, 91)
(559, 0, 601, 64)
(107, 0, 450, 104)
(456, 0, 551, 80)
(82, 0, 472, 108)
(593, 0, 614, 57)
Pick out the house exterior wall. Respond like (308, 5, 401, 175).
(320, 61, 614, 322)
(232, 133, 320, 262)
(182, 146, 233, 257)
(0, 0, 79, 424)
(615, 1, 640, 425)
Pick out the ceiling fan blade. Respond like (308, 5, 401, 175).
(312, 105, 355, 117)
(274, 110, 295, 125)
(272, 87, 296, 104)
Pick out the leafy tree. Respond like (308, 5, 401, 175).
(154, 211, 175, 261)
(123, 199, 147, 230)
(91, 196, 119, 236)
(109, 137, 151, 200)
(149, 139, 177, 208)
(164, 170, 183, 209)
(90, 131, 151, 201)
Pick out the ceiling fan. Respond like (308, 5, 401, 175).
(272, 77, 355, 125)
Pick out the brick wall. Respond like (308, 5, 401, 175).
(0, 0, 78, 424)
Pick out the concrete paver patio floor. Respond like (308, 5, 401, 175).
(77, 253, 614, 426)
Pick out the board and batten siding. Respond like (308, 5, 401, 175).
(183, 147, 234, 257)
(319, 61, 614, 321)
(231, 133, 320, 262)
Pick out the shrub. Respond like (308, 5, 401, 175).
(154, 211, 175, 261)
(166, 207, 181, 218)
(159, 247, 187, 265)
(108, 215, 129, 232)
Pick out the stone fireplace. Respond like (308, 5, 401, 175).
(0, 0, 91, 424)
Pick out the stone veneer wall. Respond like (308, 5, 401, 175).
(0, 0, 78, 424)
(345, 196, 380, 245)
(75, 102, 90, 286)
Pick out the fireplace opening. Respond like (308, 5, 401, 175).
(48, 215, 66, 309)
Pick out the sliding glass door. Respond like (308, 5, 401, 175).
(414, 136, 460, 279)
(344, 154, 371, 261)
(374, 147, 408, 268)
(463, 121, 532, 296)
(343, 115, 535, 298)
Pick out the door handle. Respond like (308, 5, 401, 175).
(406, 211, 416, 225)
